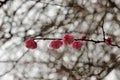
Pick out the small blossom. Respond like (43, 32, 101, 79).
(105, 37, 112, 45)
(25, 37, 37, 49)
(49, 40, 63, 49)
(72, 41, 83, 50)
(63, 34, 74, 46)
(81, 35, 86, 40)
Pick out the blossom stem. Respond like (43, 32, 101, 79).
(35, 37, 104, 43)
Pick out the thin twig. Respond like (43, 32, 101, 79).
(0, 50, 29, 77)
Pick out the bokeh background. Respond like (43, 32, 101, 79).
(0, 0, 120, 80)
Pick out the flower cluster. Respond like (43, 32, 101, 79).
(49, 34, 85, 50)
(24, 34, 113, 50)
(24, 34, 85, 50)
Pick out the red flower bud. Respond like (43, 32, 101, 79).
(81, 35, 86, 40)
(49, 40, 63, 49)
(25, 37, 37, 49)
(72, 41, 83, 50)
(63, 34, 74, 46)
(105, 37, 112, 45)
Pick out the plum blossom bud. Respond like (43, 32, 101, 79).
(105, 37, 112, 45)
(63, 34, 74, 46)
(25, 37, 37, 49)
(49, 40, 63, 49)
(81, 35, 86, 40)
(72, 41, 83, 50)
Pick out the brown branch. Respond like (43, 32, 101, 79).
(0, 0, 9, 7)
